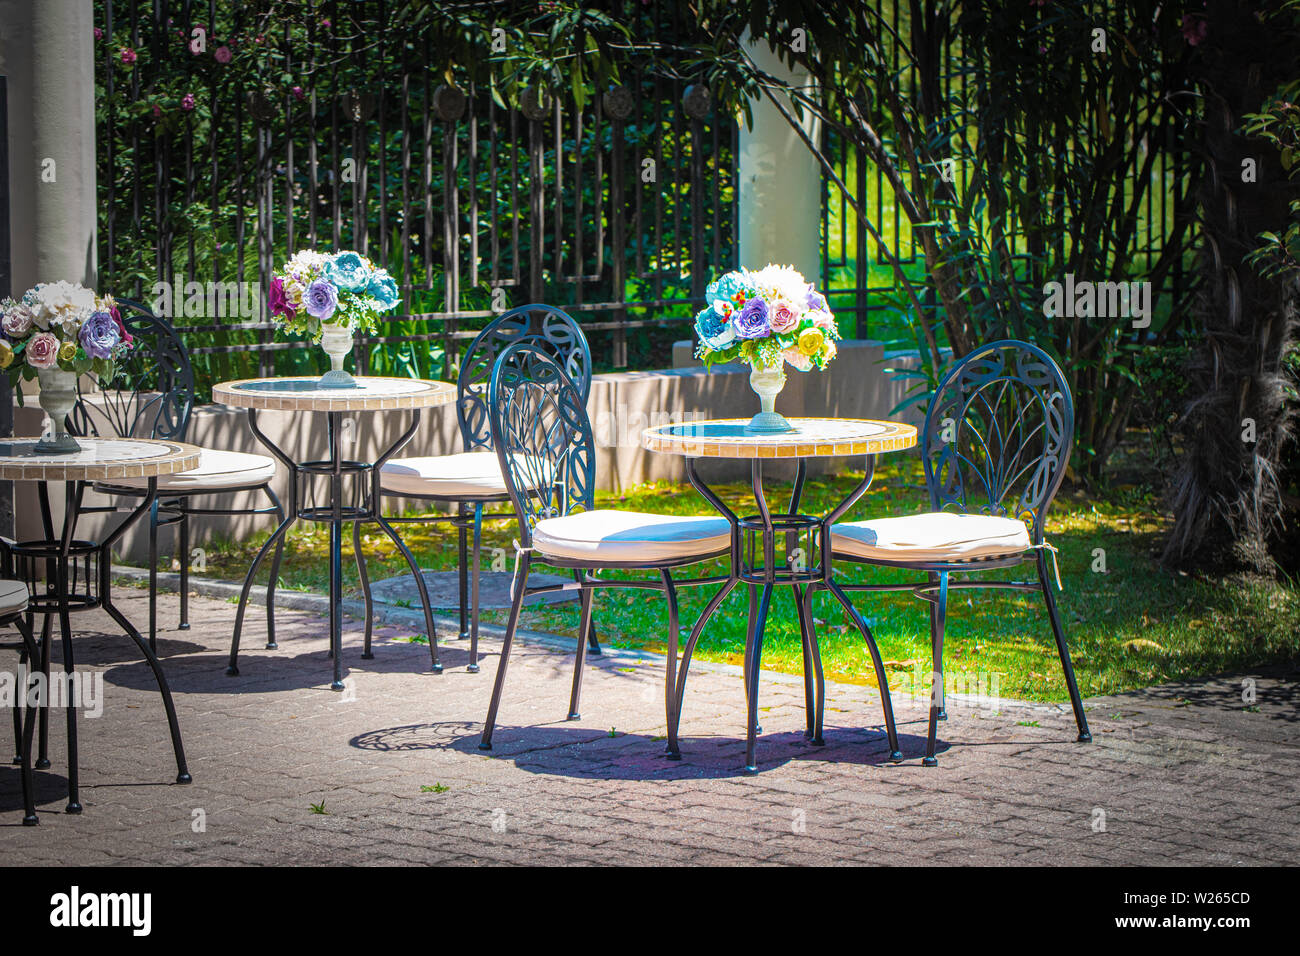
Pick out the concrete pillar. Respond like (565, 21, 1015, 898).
(0, 0, 98, 290)
(736, 32, 820, 281)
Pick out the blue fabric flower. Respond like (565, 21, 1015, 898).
(694, 304, 736, 350)
(705, 271, 751, 307)
(366, 273, 400, 311)
(325, 251, 373, 293)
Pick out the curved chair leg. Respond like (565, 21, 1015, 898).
(177, 498, 191, 632)
(374, 515, 441, 673)
(58, 605, 80, 814)
(825, 579, 902, 762)
(1038, 553, 1092, 742)
(263, 484, 286, 650)
(467, 503, 484, 672)
(668, 577, 736, 757)
(661, 570, 680, 758)
(923, 572, 949, 767)
(354, 519, 375, 659)
(479, 552, 531, 750)
(148, 497, 160, 653)
(102, 598, 191, 785)
(803, 585, 827, 745)
(457, 503, 470, 642)
(793, 584, 816, 739)
(567, 572, 593, 720)
(228, 509, 296, 676)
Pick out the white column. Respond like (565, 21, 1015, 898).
(0, 0, 98, 291)
(737, 32, 820, 281)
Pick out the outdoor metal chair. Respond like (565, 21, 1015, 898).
(824, 339, 1091, 765)
(379, 303, 599, 672)
(477, 342, 732, 755)
(68, 299, 285, 651)
(0, 575, 40, 825)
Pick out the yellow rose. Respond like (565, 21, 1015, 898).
(798, 327, 824, 356)
(0, 342, 12, 369)
(59, 342, 78, 363)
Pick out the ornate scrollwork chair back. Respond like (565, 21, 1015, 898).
(488, 342, 596, 548)
(458, 304, 592, 453)
(921, 340, 1074, 544)
(68, 299, 196, 442)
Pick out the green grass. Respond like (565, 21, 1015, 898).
(195, 457, 1299, 705)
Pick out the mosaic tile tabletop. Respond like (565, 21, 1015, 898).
(0, 438, 201, 482)
(212, 376, 456, 412)
(642, 418, 918, 459)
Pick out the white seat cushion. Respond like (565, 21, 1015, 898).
(380, 451, 511, 500)
(533, 510, 731, 564)
(0, 579, 29, 616)
(107, 448, 277, 491)
(830, 512, 1031, 563)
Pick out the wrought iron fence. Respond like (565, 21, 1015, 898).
(94, 0, 739, 393)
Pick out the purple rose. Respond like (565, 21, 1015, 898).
(79, 310, 122, 360)
(304, 279, 338, 321)
(214, 45, 232, 64)
(181, 93, 196, 111)
(268, 277, 295, 318)
(732, 297, 770, 339)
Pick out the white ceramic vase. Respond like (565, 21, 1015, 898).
(35, 367, 82, 454)
(318, 320, 357, 389)
(746, 364, 794, 433)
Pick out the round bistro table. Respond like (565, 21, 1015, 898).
(0, 437, 201, 813)
(211, 376, 455, 689)
(642, 417, 917, 773)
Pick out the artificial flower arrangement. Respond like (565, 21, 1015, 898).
(0, 281, 134, 387)
(693, 265, 840, 371)
(266, 249, 400, 340)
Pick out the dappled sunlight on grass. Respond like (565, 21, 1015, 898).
(196, 458, 1299, 703)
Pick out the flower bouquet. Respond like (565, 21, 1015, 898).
(267, 249, 400, 388)
(694, 265, 840, 433)
(0, 281, 135, 453)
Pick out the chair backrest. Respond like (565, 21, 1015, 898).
(456, 304, 591, 452)
(488, 342, 596, 549)
(921, 339, 1073, 542)
(69, 299, 196, 442)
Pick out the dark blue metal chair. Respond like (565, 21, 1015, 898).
(825, 340, 1091, 765)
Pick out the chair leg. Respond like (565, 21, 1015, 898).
(10, 644, 24, 764)
(354, 519, 375, 659)
(264, 484, 286, 650)
(467, 503, 483, 672)
(479, 552, 530, 750)
(457, 504, 470, 642)
(15, 617, 40, 825)
(177, 499, 191, 631)
(1038, 553, 1092, 743)
(660, 570, 680, 758)
(930, 572, 946, 721)
(35, 613, 50, 769)
(668, 578, 736, 758)
(923, 572, 949, 767)
(148, 497, 160, 653)
(567, 571, 593, 720)
(793, 584, 816, 740)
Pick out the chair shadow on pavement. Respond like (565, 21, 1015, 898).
(349, 720, 935, 780)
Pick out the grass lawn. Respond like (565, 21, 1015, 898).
(193, 455, 1299, 706)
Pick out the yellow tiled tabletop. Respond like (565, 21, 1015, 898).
(0, 438, 201, 482)
(642, 417, 917, 459)
(212, 376, 455, 412)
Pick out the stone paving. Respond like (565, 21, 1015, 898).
(1, 588, 1297, 865)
